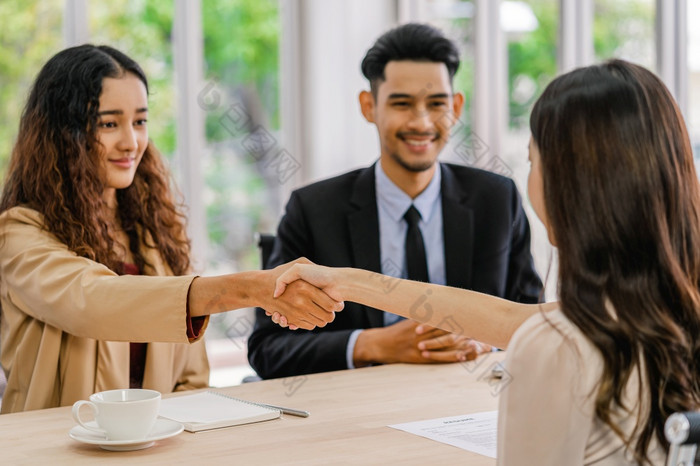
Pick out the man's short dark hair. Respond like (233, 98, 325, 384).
(361, 23, 460, 96)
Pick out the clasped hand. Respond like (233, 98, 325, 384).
(390, 320, 491, 363)
(354, 319, 491, 365)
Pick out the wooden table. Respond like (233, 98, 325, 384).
(0, 353, 504, 465)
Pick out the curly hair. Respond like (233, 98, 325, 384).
(530, 60, 700, 463)
(0, 44, 190, 275)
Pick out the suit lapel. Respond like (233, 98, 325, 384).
(347, 165, 382, 273)
(440, 164, 474, 289)
(347, 165, 384, 328)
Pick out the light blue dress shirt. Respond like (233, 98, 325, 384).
(346, 162, 446, 368)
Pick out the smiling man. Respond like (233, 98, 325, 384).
(248, 23, 543, 379)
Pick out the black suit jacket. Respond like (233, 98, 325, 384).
(248, 163, 542, 378)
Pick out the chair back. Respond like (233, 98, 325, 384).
(666, 411, 700, 466)
(255, 233, 276, 269)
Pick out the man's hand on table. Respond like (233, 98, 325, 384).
(352, 319, 492, 367)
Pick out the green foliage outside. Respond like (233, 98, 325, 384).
(593, 0, 655, 68)
(507, 0, 653, 130)
(435, 15, 475, 131)
(437, 0, 653, 143)
(0, 0, 63, 174)
(507, 0, 558, 129)
(203, 0, 279, 139)
(200, 0, 280, 272)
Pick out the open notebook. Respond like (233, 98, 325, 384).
(159, 391, 281, 432)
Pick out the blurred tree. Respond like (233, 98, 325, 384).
(200, 0, 280, 273)
(203, 0, 279, 139)
(437, 14, 475, 131)
(507, 0, 558, 129)
(593, 0, 654, 69)
(0, 0, 63, 173)
(507, 0, 653, 129)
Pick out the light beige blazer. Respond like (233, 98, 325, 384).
(0, 207, 210, 413)
(498, 309, 665, 465)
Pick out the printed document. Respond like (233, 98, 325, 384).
(389, 410, 497, 458)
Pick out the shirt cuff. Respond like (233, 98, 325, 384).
(187, 314, 206, 340)
(185, 277, 206, 341)
(346, 329, 363, 369)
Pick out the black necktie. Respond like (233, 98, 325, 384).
(404, 205, 429, 282)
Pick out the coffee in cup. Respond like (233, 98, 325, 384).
(72, 388, 161, 441)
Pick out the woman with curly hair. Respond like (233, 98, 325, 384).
(0, 45, 341, 414)
(274, 60, 700, 464)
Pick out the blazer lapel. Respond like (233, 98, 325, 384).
(347, 165, 385, 328)
(440, 164, 474, 289)
(136, 232, 177, 391)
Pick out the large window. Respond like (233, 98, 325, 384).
(0, 0, 64, 172)
(593, 0, 655, 69)
(503, 0, 558, 296)
(201, 0, 280, 274)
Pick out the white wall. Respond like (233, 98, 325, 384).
(281, 0, 399, 191)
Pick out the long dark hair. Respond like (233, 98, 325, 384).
(530, 59, 700, 462)
(0, 44, 190, 274)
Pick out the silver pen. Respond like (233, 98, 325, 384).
(255, 402, 310, 418)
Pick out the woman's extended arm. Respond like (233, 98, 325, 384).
(274, 263, 557, 348)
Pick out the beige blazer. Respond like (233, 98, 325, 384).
(498, 309, 665, 465)
(0, 207, 210, 413)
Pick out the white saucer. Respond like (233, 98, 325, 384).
(69, 418, 184, 451)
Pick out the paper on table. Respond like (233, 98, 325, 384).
(389, 410, 497, 459)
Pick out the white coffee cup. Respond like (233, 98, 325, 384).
(72, 389, 161, 441)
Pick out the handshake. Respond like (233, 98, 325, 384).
(189, 257, 346, 330)
(194, 256, 496, 364)
(261, 258, 344, 331)
(259, 259, 493, 365)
